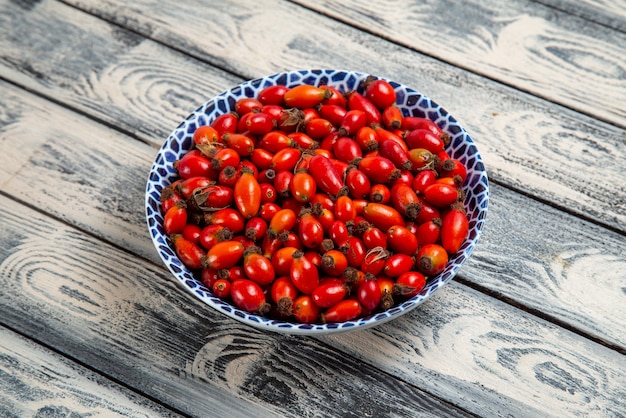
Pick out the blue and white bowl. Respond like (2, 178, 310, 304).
(145, 69, 489, 335)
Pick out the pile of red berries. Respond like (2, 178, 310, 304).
(160, 78, 469, 324)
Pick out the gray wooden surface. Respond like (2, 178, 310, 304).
(1, 0, 624, 417)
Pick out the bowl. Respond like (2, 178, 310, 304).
(145, 69, 489, 334)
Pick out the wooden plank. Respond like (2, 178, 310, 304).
(0, 61, 625, 348)
(4, 0, 624, 234)
(292, 0, 626, 128)
(0, 81, 159, 262)
(0, 0, 242, 146)
(0, 196, 473, 418)
(459, 182, 626, 349)
(319, 283, 626, 418)
(0, 195, 624, 417)
(0, 326, 181, 418)
(3, 2, 623, 411)
(533, 0, 626, 31)
(66, 0, 626, 128)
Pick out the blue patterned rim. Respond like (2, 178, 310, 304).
(145, 69, 489, 335)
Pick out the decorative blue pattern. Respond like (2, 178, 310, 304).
(145, 69, 489, 335)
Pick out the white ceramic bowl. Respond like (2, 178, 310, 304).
(146, 69, 489, 334)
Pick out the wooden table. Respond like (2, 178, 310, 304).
(1, 1, 625, 416)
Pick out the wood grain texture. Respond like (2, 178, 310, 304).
(64, 0, 626, 128)
(319, 284, 626, 417)
(0, 0, 242, 146)
(293, 0, 626, 128)
(1, 2, 625, 416)
(0, 196, 473, 418)
(13, 0, 623, 234)
(0, 82, 623, 415)
(461, 184, 626, 349)
(0, 81, 160, 262)
(0, 327, 180, 418)
(0, 50, 624, 349)
(0, 194, 624, 417)
(534, 0, 626, 31)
